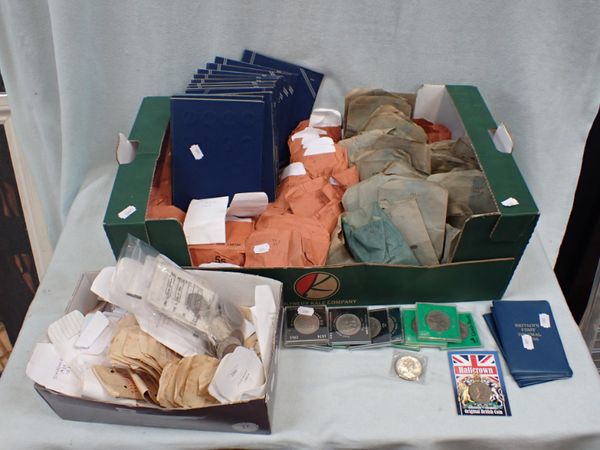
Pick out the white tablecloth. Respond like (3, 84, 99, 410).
(0, 165, 599, 449)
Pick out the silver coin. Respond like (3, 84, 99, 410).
(425, 310, 451, 332)
(293, 314, 320, 335)
(369, 316, 382, 339)
(459, 322, 469, 341)
(468, 381, 492, 403)
(334, 313, 362, 336)
(216, 336, 242, 359)
(395, 355, 423, 381)
(388, 316, 397, 334)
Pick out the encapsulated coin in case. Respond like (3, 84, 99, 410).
(335, 313, 363, 336)
(293, 314, 321, 335)
(284, 306, 329, 346)
(425, 310, 451, 332)
(369, 316, 382, 338)
(329, 307, 370, 345)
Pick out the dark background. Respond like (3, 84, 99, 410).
(0, 72, 40, 343)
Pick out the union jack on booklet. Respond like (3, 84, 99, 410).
(448, 351, 511, 416)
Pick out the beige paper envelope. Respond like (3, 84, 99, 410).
(379, 198, 439, 266)
(377, 177, 449, 260)
(360, 105, 427, 143)
(345, 89, 413, 137)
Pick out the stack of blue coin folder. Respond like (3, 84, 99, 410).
(170, 50, 324, 211)
(484, 300, 573, 387)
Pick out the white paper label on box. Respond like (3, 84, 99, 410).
(117, 205, 136, 219)
(539, 313, 551, 328)
(521, 334, 534, 350)
(227, 192, 268, 218)
(302, 135, 333, 149)
(291, 127, 326, 141)
(251, 285, 277, 375)
(189, 144, 204, 160)
(297, 306, 314, 316)
(90, 266, 115, 302)
(492, 123, 513, 154)
(501, 197, 519, 207)
(208, 346, 265, 404)
(116, 133, 137, 164)
(26, 343, 82, 397)
(309, 108, 342, 127)
(253, 243, 270, 254)
(75, 311, 110, 349)
(304, 143, 336, 156)
(183, 196, 228, 245)
(280, 162, 307, 181)
(48, 310, 85, 346)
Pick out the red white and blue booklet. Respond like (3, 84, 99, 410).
(448, 351, 511, 416)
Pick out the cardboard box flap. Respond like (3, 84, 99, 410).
(104, 97, 171, 258)
(129, 97, 171, 156)
(415, 85, 538, 243)
(444, 85, 538, 214)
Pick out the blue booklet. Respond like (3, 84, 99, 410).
(180, 87, 283, 187)
(170, 96, 265, 210)
(241, 50, 322, 128)
(485, 300, 573, 387)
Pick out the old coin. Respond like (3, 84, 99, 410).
(388, 316, 397, 335)
(335, 313, 362, 336)
(293, 314, 321, 335)
(425, 310, 451, 332)
(459, 322, 469, 341)
(216, 336, 242, 359)
(369, 316, 382, 339)
(394, 355, 423, 381)
(468, 381, 492, 403)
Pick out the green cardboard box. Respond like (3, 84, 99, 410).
(103, 86, 538, 306)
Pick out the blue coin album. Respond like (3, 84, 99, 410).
(170, 50, 323, 210)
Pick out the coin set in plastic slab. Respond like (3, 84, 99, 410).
(396, 304, 481, 351)
(283, 306, 407, 348)
(329, 307, 371, 345)
(284, 306, 329, 346)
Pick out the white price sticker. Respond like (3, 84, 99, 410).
(297, 306, 314, 316)
(501, 197, 519, 207)
(189, 144, 204, 160)
(253, 243, 270, 254)
(117, 205, 136, 219)
(521, 334, 534, 350)
(539, 313, 551, 328)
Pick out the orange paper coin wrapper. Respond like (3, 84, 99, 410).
(255, 213, 330, 266)
(292, 144, 349, 179)
(244, 228, 306, 267)
(147, 149, 185, 223)
(189, 220, 254, 266)
(413, 118, 452, 144)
